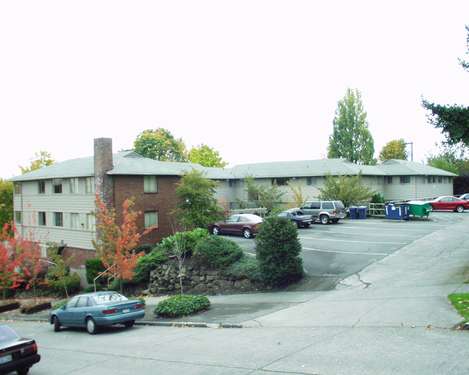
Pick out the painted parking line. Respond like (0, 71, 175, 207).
(309, 225, 432, 233)
(302, 247, 389, 256)
(299, 236, 407, 245)
(304, 229, 419, 238)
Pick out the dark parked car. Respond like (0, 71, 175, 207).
(429, 196, 469, 213)
(50, 292, 145, 334)
(278, 208, 313, 228)
(300, 200, 346, 224)
(0, 325, 40, 375)
(210, 214, 263, 239)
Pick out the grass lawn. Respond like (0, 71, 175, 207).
(448, 293, 469, 322)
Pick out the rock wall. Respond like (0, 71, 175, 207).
(148, 260, 262, 295)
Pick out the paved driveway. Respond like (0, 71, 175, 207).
(223, 212, 468, 290)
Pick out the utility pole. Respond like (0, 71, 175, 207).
(405, 142, 414, 161)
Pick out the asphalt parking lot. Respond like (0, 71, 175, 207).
(223, 212, 468, 291)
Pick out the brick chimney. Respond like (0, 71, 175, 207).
(94, 138, 113, 208)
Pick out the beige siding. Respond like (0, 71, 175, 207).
(383, 176, 453, 201)
(13, 179, 96, 250)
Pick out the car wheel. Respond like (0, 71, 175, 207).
(320, 215, 329, 225)
(86, 317, 97, 335)
(456, 205, 465, 213)
(296, 221, 302, 229)
(243, 228, 252, 239)
(52, 315, 61, 332)
(124, 320, 135, 328)
(17, 368, 30, 375)
(212, 226, 220, 235)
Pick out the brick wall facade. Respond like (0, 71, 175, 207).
(62, 246, 96, 268)
(113, 175, 181, 245)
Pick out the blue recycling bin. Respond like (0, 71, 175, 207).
(357, 206, 368, 219)
(385, 203, 410, 220)
(349, 206, 358, 219)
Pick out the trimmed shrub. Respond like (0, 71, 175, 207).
(85, 258, 106, 285)
(47, 272, 81, 297)
(223, 256, 262, 282)
(370, 193, 385, 204)
(256, 216, 303, 287)
(157, 228, 209, 257)
(194, 236, 243, 269)
(133, 243, 154, 255)
(133, 248, 168, 283)
(154, 295, 210, 318)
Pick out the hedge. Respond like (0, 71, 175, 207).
(154, 295, 210, 318)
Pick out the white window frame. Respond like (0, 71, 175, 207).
(86, 213, 96, 231)
(69, 178, 79, 194)
(38, 212, 47, 226)
(144, 211, 158, 228)
(15, 211, 22, 224)
(53, 212, 63, 227)
(85, 177, 95, 194)
(70, 213, 80, 229)
(38, 180, 46, 194)
(144, 176, 158, 193)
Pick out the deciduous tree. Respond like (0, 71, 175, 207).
(423, 26, 469, 146)
(20, 151, 54, 174)
(93, 196, 153, 291)
(175, 170, 224, 229)
(328, 88, 375, 165)
(379, 139, 408, 161)
(318, 174, 375, 207)
(188, 144, 227, 167)
(0, 179, 13, 229)
(134, 128, 187, 162)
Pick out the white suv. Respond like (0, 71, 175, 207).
(300, 200, 346, 224)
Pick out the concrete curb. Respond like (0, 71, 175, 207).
(0, 316, 243, 329)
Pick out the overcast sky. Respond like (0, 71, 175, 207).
(0, 0, 468, 178)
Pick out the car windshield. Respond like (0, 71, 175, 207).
(0, 325, 19, 344)
(240, 214, 263, 223)
(92, 293, 128, 305)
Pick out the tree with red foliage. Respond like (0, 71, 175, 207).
(93, 196, 154, 291)
(0, 223, 44, 299)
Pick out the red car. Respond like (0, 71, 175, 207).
(210, 214, 263, 239)
(429, 196, 469, 213)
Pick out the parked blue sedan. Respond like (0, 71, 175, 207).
(50, 292, 145, 334)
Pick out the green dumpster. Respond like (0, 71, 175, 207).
(407, 201, 432, 218)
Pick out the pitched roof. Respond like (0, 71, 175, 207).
(11, 152, 456, 182)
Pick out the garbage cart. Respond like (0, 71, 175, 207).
(407, 201, 432, 219)
(385, 202, 410, 220)
(357, 206, 368, 219)
(349, 206, 358, 219)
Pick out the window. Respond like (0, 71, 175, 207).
(53, 212, 63, 227)
(385, 176, 393, 184)
(66, 296, 79, 309)
(309, 202, 321, 209)
(322, 202, 334, 209)
(400, 176, 411, 184)
(38, 212, 46, 226)
(53, 180, 62, 194)
(144, 176, 158, 193)
(86, 214, 96, 231)
(228, 179, 237, 187)
(438, 176, 443, 183)
(70, 213, 80, 229)
(15, 211, 22, 224)
(306, 177, 314, 186)
(144, 211, 158, 228)
(69, 178, 79, 194)
(76, 297, 90, 308)
(38, 181, 46, 194)
(273, 177, 290, 186)
(14, 183, 21, 195)
(85, 177, 95, 194)
(226, 215, 240, 223)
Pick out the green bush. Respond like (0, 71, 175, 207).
(133, 243, 154, 254)
(256, 216, 303, 287)
(154, 295, 210, 318)
(157, 228, 209, 257)
(47, 272, 81, 297)
(370, 193, 385, 204)
(223, 256, 262, 282)
(52, 299, 67, 310)
(133, 248, 168, 283)
(194, 236, 243, 269)
(85, 258, 106, 285)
